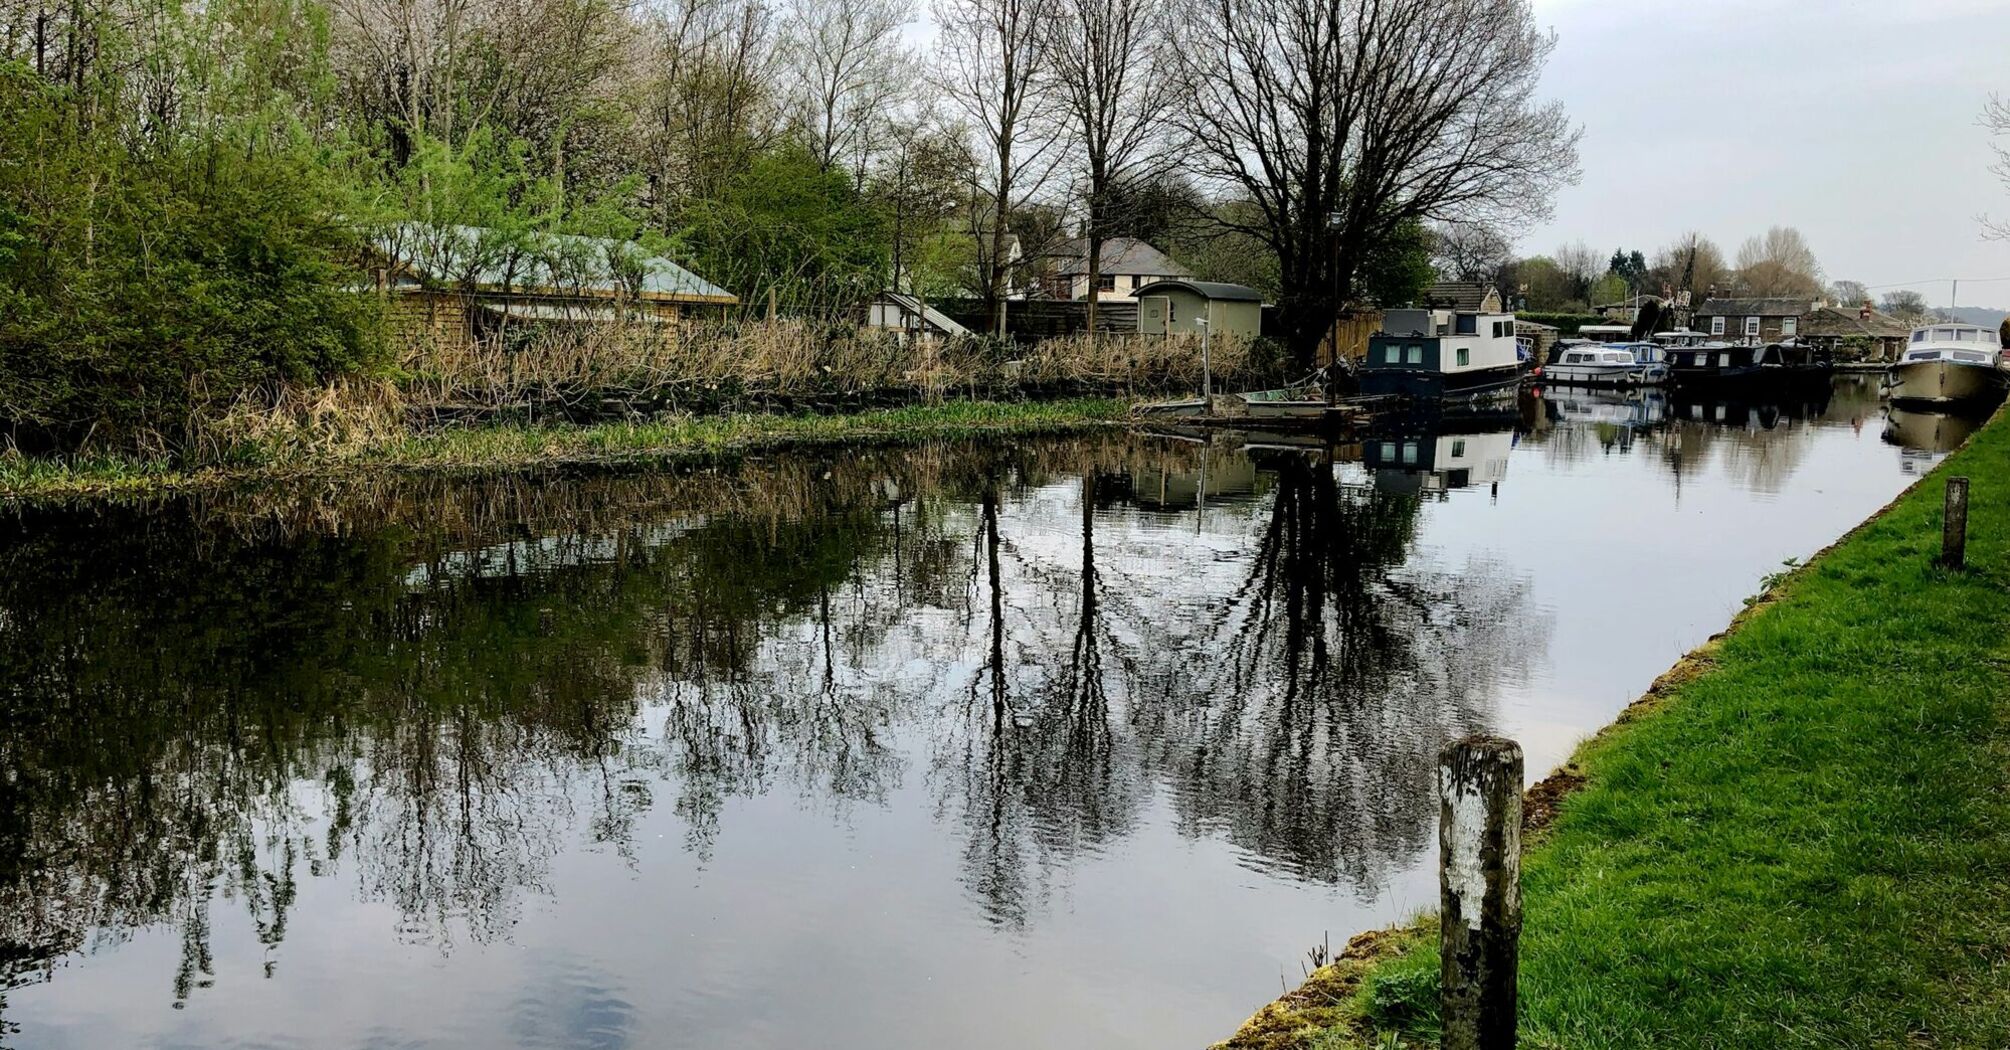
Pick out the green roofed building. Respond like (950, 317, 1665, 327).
(365, 224, 737, 357)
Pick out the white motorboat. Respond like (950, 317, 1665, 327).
(1542, 342, 1668, 387)
(1887, 323, 2007, 405)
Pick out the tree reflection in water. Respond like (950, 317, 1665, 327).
(0, 433, 1545, 1006)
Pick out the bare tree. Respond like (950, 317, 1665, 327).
(880, 108, 974, 297)
(1882, 289, 1930, 325)
(1984, 94, 2010, 240)
(637, 0, 781, 218)
(1645, 232, 1727, 304)
(1552, 240, 1601, 305)
(780, 0, 911, 181)
(1735, 225, 1822, 297)
(933, 0, 1057, 334)
(1043, 0, 1170, 331)
(1171, 0, 1578, 365)
(1431, 221, 1511, 284)
(1827, 279, 1868, 309)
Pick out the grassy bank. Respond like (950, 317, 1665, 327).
(0, 397, 1128, 502)
(1226, 413, 2010, 1049)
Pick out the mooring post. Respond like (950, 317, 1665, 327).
(1942, 476, 1970, 570)
(1439, 735, 1523, 1050)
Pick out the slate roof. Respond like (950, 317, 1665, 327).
(1801, 305, 1912, 340)
(1421, 281, 1500, 311)
(373, 223, 736, 303)
(1133, 279, 1264, 303)
(1053, 237, 1191, 278)
(1695, 297, 1817, 318)
(872, 290, 971, 337)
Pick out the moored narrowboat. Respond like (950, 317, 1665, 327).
(1666, 340, 1830, 390)
(1360, 307, 1523, 400)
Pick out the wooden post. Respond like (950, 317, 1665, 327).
(1439, 735, 1523, 1050)
(1942, 476, 1970, 569)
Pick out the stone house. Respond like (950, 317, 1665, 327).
(1692, 297, 1818, 345)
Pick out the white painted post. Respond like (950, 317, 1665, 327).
(1439, 735, 1523, 1050)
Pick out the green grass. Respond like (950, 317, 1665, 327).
(364, 397, 1127, 468)
(1239, 413, 2010, 1049)
(0, 397, 1127, 501)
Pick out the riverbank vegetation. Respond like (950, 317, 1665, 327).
(0, 396, 1128, 500)
(0, 0, 1576, 466)
(1221, 414, 2010, 1049)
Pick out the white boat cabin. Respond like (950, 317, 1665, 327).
(1370, 308, 1521, 375)
(1904, 324, 2003, 365)
(1654, 329, 1722, 349)
(1553, 346, 1639, 368)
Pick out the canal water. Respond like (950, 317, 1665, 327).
(0, 377, 1961, 1049)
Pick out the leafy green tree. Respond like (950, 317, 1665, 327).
(1356, 220, 1436, 307)
(0, 60, 379, 453)
(1608, 249, 1647, 289)
(682, 145, 890, 316)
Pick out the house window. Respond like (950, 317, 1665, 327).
(1782, 316, 1798, 337)
(1456, 348, 1470, 367)
(1406, 344, 1423, 364)
(1744, 317, 1760, 337)
(1451, 439, 1467, 458)
(1097, 274, 1117, 292)
(1710, 315, 1725, 336)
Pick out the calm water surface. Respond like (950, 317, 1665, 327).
(0, 378, 1951, 1049)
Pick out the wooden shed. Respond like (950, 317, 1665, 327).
(1135, 280, 1264, 338)
(369, 224, 737, 359)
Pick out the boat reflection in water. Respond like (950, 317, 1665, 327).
(1882, 402, 1995, 476)
(1668, 383, 1835, 430)
(1361, 417, 1517, 496)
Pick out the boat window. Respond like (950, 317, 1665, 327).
(1564, 352, 1585, 363)
(1451, 439, 1467, 458)
(1456, 314, 1478, 335)
(1936, 328, 1957, 341)
(1384, 345, 1400, 364)
(1913, 329, 1927, 342)
(1401, 442, 1419, 465)
(1406, 344, 1423, 364)
(1954, 351, 1989, 363)
(1456, 347, 1471, 367)
(1717, 352, 1731, 367)
(1906, 350, 1941, 362)
(1380, 441, 1396, 460)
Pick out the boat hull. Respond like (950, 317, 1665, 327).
(1359, 364, 1522, 401)
(1542, 363, 1665, 387)
(1241, 399, 1331, 420)
(1131, 398, 1208, 418)
(1668, 364, 1829, 391)
(1887, 360, 2006, 405)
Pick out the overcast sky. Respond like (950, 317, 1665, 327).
(1522, 0, 2010, 306)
